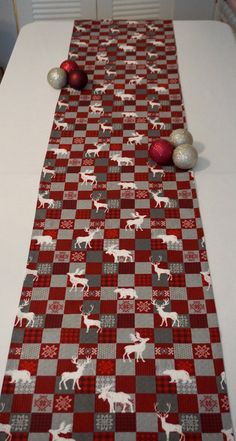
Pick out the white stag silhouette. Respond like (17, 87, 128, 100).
(42, 167, 56, 178)
(80, 305, 102, 333)
(79, 169, 97, 187)
(149, 190, 171, 208)
(38, 192, 55, 208)
(221, 428, 235, 441)
(59, 356, 92, 390)
(125, 211, 147, 231)
(89, 102, 104, 116)
(127, 131, 145, 145)
(151, 298, 179, 327)
(75, 227, 100, 249)
(90, 194, 109, 213)
(123, 332, 149, 363)
(154, 403, 185, 441)
(150, 258, 173, 281)
(200, 270, 212, 291)
(85, 143, 107, 158)
(67, 268, 89, 293)
(15, 299, 35, 327)
(147, 162, 165, 178)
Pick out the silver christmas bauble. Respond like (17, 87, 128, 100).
(169, 129, 193, 148)
(47, 67, 67, 89)
(172, 144, 198, 169)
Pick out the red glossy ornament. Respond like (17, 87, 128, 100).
(60, 59, 78, 74)
(68, 69, 88, 91)
(149, 139, 173, 165)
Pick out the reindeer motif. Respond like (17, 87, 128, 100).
(148, 99, 161, 109)
(59, 356, 92, 390)
(127, 131, 145, 145)
(114, 288, 138, 299)
(80, 305, 102, 333)
(111, 154, 133, 167)
(154, 403, 185, 441)
(147, 162, 165, 178)
(94, 84, 112, 94)
(147, 51, 157, 59)
(102, 39, 116, 47)
(75, 227, 100, 249)
(98, 384, 134, 413)
(131, 32, 144, 40)
(125, 211, 147, 231)
(42, 167, 56, 179)
(149, 190, 171, 208)
(147, 117, 165, 130)
(118, 182, 137, 190)
(85, 143, 107, 158)
(49, 421, 75, 441)
(32, 235, 54, 246)
(67, 268, 89, 293)
(110, 27, 120, 34)
(114, 91, 135, 101)
(100, 122, 113, 133)
(201, 236, 205, 248)
(25, 266, 38, 282)
(75, 25, 86, 32)
(105, 67, 116, 77)
(200, 270, 212, 290)
(147, 65, 162, 74)
(221, 428, 235, 441)
(118, 44, 135, 52)
(38, 192, 55, 208)
(90, 194, 109, 213)
(0, 403, 12, 441)
(89, 103, 104, 116)
(49, 147, 68, 157)
(129, 75, 144, 85)
(150, 257, 172, 282)
(15, 299, 35, 327)
(151, 298, 179, 327)
(96, 53, 109, 63)
(79, 170, 97, 187)
(105, 245, 133, 263)
(156, 234, 179, 245)
(147, 24, 160, 31)
(123, 332, 149, 363)
(5, 370, 31, 384)
(57, 99, 69, 110)
(54, 119, 69, 131)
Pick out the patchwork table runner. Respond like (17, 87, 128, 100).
(0, 20, 234, 441)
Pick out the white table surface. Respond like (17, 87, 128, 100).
(0, 20, 236, 430)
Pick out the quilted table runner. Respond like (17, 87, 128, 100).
(0, 20, 234, 441)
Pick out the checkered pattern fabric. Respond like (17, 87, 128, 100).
(0, 19, 234, 441)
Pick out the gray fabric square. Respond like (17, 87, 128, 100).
(191, 329, 210, 343)
(154, 328, 172, 343)
(174, 344, 193, 359)
(75, 394, 95, 412)
(42, 329, 61, 343)
(37, 360, 57, 376)
(136, 412, 157, 432)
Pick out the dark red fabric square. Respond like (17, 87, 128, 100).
(12, 394, 33, 412)
(73, 413, 94, 432)
(190, 314, 208, 328)
(200, 414, 222, 433)
(30, 413, 52, 432)
(196, 376, 217, 393)
(35, 376, 56, 394)
(116, 413, 136, 431)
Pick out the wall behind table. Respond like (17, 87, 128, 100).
(0, 0, 17, 70)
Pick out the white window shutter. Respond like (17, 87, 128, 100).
(97, 0, 175, 20)
(15, 0, 97, 28)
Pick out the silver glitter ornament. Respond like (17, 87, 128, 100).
(172, 144, 198, 169)
(47, 67, 67, 89)
(169, 129, 193, 148)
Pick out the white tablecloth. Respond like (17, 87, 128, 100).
(0, 20, 236, 428)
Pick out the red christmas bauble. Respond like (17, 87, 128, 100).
(68, 69, 88, 91)
(60, 59, 78, 74)
(149, 139, 173, 165)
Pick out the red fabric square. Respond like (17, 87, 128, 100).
(196, 376, 217, 393)
(200, 414, 222, 433)
(35, 376, 56, 394)
(73, 413, 94, 432)
(190, 314, 208, 328)
(117, 314, 134, 328)
(178, 394, 198, 413)
(12, 394, 33, 412)
(116, 413, 136, 431)
(30, 413, 52, 432)
(53, 262, 70, 274)
(116, 376, 135, 393)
